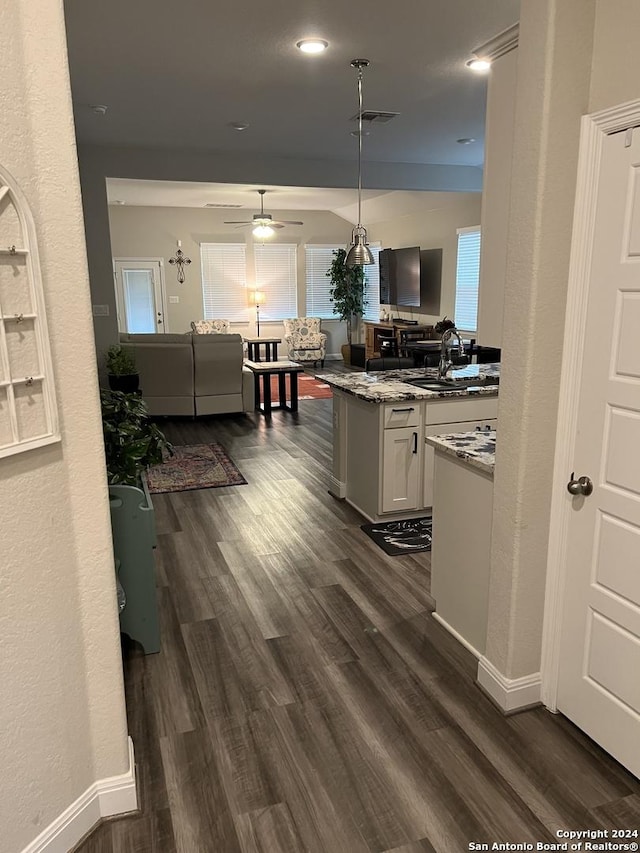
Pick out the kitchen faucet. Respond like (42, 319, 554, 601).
(438, 327, 465, 378)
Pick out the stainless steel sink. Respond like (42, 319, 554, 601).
(406, 377, 498, 391)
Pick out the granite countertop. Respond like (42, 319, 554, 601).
(315, 363, 500, 403)
(425, 429, 496, 476)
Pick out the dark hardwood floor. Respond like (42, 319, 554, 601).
(77, 386, 640, 853)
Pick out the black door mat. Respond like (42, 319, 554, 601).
(360, 516, 432, 556)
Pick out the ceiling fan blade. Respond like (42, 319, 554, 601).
(224, 220, 251, 224)
(275, 220, 304, 226)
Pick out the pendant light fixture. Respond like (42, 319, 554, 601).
(346, 59, 374, 267)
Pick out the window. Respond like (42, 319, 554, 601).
(305, 245, 339, 318)
(305, 244, 381, 321)
(454, 227, 481, 333)
(200, 243, 247, 321)
(254, 243, 297, 319)
(362, 245, 381, 322)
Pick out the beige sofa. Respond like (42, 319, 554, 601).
(119, 333, 253, 417)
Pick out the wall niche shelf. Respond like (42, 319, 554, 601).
(0, 165, 59, 458)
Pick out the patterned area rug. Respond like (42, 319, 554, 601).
(361, 516, 432, 556)
(146, 443, 247, 493)
(263, 373, 332, 402)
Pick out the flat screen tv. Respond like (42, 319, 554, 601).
(394, 246, 421, 307)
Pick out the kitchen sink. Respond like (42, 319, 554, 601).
(406, 376, 498, 391)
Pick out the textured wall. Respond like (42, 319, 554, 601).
(484, 0, 596, 679)
(589, 0, 640, 113)
(0, 0, 130, 850)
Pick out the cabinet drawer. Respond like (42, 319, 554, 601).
(424, 395, 498, 425)
(384, 402, 421, 428)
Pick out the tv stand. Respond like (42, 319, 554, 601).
(363, 321, 435, 361)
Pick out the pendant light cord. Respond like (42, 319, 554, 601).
(357, 67, 363, 228)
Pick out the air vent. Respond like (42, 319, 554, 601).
(205, 203, 243, 208)
(351, 110, 400, 124)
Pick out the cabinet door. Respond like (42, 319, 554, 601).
(423, 420, 496, 509)
(382, 426, 421, 513)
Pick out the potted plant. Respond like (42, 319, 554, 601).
(101, 389, 171, 655)
(106, 344, 140, 393)
(327, 248, 366, 364)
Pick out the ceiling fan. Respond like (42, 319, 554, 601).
(224, 190, 304, 236)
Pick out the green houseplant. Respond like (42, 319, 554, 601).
(327, 248, 366, 363)
(106, 344, 140, 393)
(101, 389, 171, 485)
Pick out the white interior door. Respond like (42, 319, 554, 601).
(557, 126, 640, 777)
(114, 259, 166, 333)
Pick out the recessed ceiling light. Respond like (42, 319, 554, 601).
(457, 138, 476, 144)
(466, 58, 491, 72)
(229, 121, 249, 131)
(296, 39, 329, 54)
(89, 104, 108, 115)
(350, 129, 370, 138)
(113, 199, 125, 205)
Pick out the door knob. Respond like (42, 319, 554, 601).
(567, 473, 593, 496)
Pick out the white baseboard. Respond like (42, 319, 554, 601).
(22, 737, 137, 853)
(432, 612, 482, 660)
(477, 657, 542, 713)
(328, 474, 346, 499)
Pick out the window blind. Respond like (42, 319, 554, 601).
(362, 245, 381, 322)
(254, 243, 298, 319)
(305, 244, 381, 321)
(200, 243, 247, 321)
(305, 245, 338, 318)
(454, 227, 481, 333)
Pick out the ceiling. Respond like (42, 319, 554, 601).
(63, 0, 520, 172)
(105, 179, 479, 225)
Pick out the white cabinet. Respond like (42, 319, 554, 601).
(430, 450, 494, 656)
(423, 420, 496, 509)
(342, 391, 498, 522)
(381, 426, 421, 513)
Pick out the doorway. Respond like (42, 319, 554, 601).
(114, 258, 167, 334)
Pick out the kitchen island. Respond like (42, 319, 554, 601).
(317, 363, 500, 522)
(426, 429, 496, 657)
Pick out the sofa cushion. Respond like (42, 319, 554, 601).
(192, 333, 244, 397)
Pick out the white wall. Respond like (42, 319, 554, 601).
(370, 192, 482, 327)
(0, 0, 130, 850)
(589, 0, 640, 112)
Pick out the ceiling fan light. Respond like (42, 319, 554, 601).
(253, 224, 275, 238)
(346, 228, 374, 267)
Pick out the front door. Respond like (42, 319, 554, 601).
(557, 126, 640, 777)
(114, 259, 166, 334)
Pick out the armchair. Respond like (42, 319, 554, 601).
(191, 319, 230, 334)
(282, 317, 326, 366)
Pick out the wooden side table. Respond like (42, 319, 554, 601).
(243, 337, 281, 362)
(244, 360, 304, 416)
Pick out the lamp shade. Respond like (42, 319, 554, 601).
(249, 290, 266, 306)
(345, 227, 374, 267)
